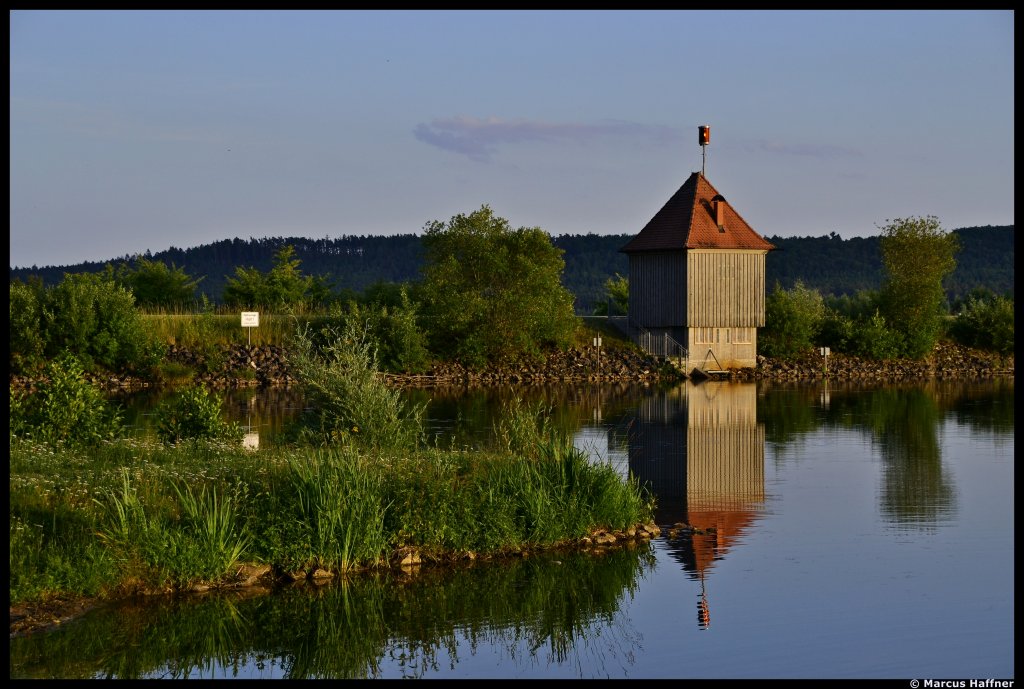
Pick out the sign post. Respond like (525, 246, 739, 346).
(819, 346, 830, 376)
(241, 312, 259, 346)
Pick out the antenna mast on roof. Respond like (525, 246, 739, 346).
(698, 125, 710, 176)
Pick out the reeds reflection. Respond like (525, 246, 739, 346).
(9, 547, 655, 679)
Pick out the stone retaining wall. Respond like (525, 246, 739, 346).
(9, 341, 1013, 393)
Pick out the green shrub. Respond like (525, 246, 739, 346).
(592, 273, 629, 317)
(113, 256, 203, 309)
(342, 288, 431, 374)
(40, 272, 165, 374)
(846, 310, 905, 360)
(817, 309, 855, 352)
(155, 386, 242, 445)
(9, 280, 46, 375)
(377, 288, 431, 374)
(9, 353, 125, 447)
(950, 294, 1014, 356)
(818, 289, 911, 359)
(494, 396, 557, 458)
(760, 281, 825, 359)
(286, 319, 425, 450)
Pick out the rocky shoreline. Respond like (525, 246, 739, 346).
(8, 340, 1015, 393)
(734, 341, 1013, 382)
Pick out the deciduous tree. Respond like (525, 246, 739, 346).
(222, 245, 329, 310)
(878, 216, 959, 358)
(114, 257, 204, 309)
(593, 273, 629, 316)
(418, 205, 578, 367)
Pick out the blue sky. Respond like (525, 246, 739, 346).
(9, 10, 1014, 269)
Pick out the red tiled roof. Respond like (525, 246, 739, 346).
(620, 172, 776, 253)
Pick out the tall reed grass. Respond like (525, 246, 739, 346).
(285, 448, 391, 572)
(141, 310, 325, 349)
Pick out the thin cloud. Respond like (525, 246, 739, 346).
(414, 116, 678, 162)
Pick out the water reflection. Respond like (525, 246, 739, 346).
(46, 379, 1012, 678)
(622, 381, 766, 631)
(113, 380, 977, 533)
(813, 383, 957, 528)
(111, 386, 307, 447)
(10, 547, 655, 679)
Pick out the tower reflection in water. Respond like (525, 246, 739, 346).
(623, 380, 766, 630)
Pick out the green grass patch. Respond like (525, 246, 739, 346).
(10, 430, 654, 605)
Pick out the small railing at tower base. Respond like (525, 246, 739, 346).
(633, 323, 688, 371)
(605, 315, 689, 371)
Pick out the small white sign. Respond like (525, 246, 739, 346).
(819, 347, 830, 356)
(241, 312, 260, 328)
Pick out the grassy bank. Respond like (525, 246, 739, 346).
(9, 424, 654, 607)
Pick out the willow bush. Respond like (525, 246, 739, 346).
(285, 318, 425, 451)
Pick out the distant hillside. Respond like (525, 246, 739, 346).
(9, 225, 1013, 313)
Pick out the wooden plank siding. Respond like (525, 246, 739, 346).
(687, 381, 764, 506)
(687, 424, 765, 510)
(627, 252, 687, 327)
(686, 249, 767, 328)
(627, 249, 768, 329)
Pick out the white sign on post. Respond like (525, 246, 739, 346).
(241, 312, 259, 346)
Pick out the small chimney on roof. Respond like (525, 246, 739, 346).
(712, 194, 726, 231)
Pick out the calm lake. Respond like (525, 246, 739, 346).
(10, 378, 1015, 680)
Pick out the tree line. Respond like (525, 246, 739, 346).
(9, 226, 1013, 313)
(8, 211, 1014, 379)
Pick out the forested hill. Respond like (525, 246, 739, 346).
(9, 225, 1014, 313)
